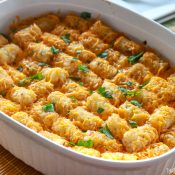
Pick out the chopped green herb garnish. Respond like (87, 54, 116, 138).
(17, 66, 23, 72)
(42, 103, 55, 112)
(78, 64, 89, 73)
(130, 100, 142, 107)
(70, 96, 77, 102)
(77, 140, 93, 148)
(97, 51, 108, 59)
(19, 73, 43, 86)
(128, 120, 138, 128)
(118, 87, 141, 97)
(69, 76, 81, 81)
(139, 80, 150, 89)
(80, 12, 91, 19)
(31, 73, 44, 80)
(76, 50, 82, 55)
(51, 46, 59, 54)
(89, 90, 94, 94)
(97, 107, 104, 114)
(69, 142, 76, 146)
(72, 57, 79, 61)
(98, 87, 113, 99)
(126, 81, 133, 87)
(128, 51, 144, 64)
(0, 91, 6, 97)
(61, 33, 71, 44)
(79, 82, 84, 86)
(38, 62, 48, 67)
(99, 125, 114, 139)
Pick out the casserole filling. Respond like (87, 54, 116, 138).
(0, 12, 175, 161)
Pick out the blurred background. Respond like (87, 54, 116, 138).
(110, 0, 175, 32)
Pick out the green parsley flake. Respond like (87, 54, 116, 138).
(69, 76, 81, 81)
(97, 51, 108, 59)
(42, 103, 55, 112)
(128, 120, 138, 128)
(139, 80, 150, 89)
(70, 96, 77, 102)
(76, 50, 82, 55)
(128, 51, 144, 64)
(126, 81, 133, 87)
(0, 91, 6, 97)
(79, 82, 84, 86)
(99, 125, 114, 139)
(77, 140, 93, 148)
(51, 46, 59, 54)
(89, 90, 94, 94)
(19, 73, 43, 86)
(72, 57, 79, 61)
(98, 87, 113, 99)
(61, 34, 71, 44)
(78, 64, 89, 73)
(130, 100, 142, 107)
(97, 107, 104, 114)
(80, 12, 91, 19)
(118, 87, 141, 97)
(68, 142, 76, 146)
(17, 66, 23, 72)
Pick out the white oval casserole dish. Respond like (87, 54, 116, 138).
(0, 0, 175, 175)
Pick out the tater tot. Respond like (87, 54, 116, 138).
(113, 36, 143, 56)
(0, 96, 20, 116)
(117, 101, 150, 126)
(126, 63, 152, 84)
(139, 52, 169, 75)
(84, 130, 123, 153)
(90, 20, 119, 43)
(69, 106, 104, 131)
(105, 49, 129, 69)
(79, 32, 109, 54)
(11, 112, 43, 132)
(52, 53, 81, 75)
(29, 80, 54, 98)
(77, 70, 102, 90)
(106, 114, 130, 140)
(89, 58, 118, 79)
(72, 146, 101, 157)
(135, 142, 170, 160)
(160, 125, 175, 148)
(27, 42, 53, 63)
(0, 44, 23, 65)
(41, 32, 67, 50)
(9, 86, 37, 106)
(13, 24, 42, 48)
(61, 80, 89, 101)
(52, 24, 80, 41)
(66, 42, 96, 63)
(17, 59, 42, 76)
(0, 66, 14, 92)
(52, 117, 84, 143)
(0, 34, 8, 47)
(101, 152, 137, 161)
(148, 106, 175, 133)
(30, 102, 59, 129)
(42, 67, 68, 86)
(86, 93, 117, 120)
(64, 13, 92, 32)
(122, 124, 158, 152)
(47, 91, 74, 116)
(3, 65, 26, 85)
(143, 76, 175, 102)
(35, 14, 60, 32)
(39, 130, 68, 146)
(102, 80, 125, 107)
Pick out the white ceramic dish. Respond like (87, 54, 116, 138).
(0, 0, 175, 175)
